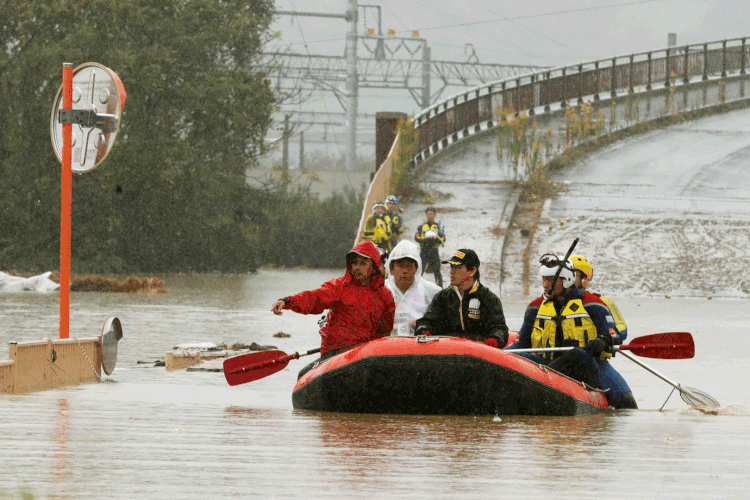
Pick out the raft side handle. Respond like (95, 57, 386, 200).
(416, 335, 440, 343)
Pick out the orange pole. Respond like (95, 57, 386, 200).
(60, 63, 73, 339)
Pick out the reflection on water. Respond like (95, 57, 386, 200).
(1, 272, 750, 499)
(52, 398, 71, 499)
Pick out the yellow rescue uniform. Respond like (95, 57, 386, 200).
(532, 298, 611, 361)
(600, 295, 627, 337)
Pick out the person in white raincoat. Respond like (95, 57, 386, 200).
(385, 240, 442, 336)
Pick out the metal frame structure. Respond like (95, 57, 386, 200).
(412, 37, 750, 164)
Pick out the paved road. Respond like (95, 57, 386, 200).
(399, 135, 517, 289)
(504, 107, 750, 298)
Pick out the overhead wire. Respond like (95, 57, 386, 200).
(287, 0, 345, 157)
(404, 0, 552, 65)
(275, 0, 663, 57)
(470, 2, 595, 60)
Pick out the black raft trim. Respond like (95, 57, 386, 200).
(292, 354, 604, 416)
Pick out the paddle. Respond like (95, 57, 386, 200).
(223, 347, 320, 386)
(545, 237, 578, 296)
(507, 332, 719, 407)
(506, 332, 695, 359)
(616, 350, 720, 408)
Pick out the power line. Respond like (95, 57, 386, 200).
(472, 2, 594, 60)
(406, 0, 663, 33)
(271, 0, 662, 50)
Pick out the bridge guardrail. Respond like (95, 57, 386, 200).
(412, 37, 750, 164)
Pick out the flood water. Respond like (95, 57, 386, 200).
(1, 270, 749, 499)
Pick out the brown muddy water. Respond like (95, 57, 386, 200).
(1, 270, 749, 499)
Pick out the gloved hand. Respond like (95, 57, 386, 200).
(584, 335, 613, 358)
(484, 337, 499, 348)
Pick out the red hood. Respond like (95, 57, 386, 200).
(348, 240, 383, 267)
(346, 240, 384, 284)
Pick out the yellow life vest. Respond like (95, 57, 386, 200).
(384, 213, 403, 236)
(600, 295, 627, 336)
(417, 222, 443, 248)
(364, 215, 390, 247)
(532, 298, 610, 362)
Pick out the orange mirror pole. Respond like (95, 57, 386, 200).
(60, 63, 73, 339)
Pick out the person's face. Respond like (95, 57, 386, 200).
(387, 202, 397, 212)
(450, 264, 475, 287)
(542, 275, 566, 297)
(375, 206, 385, 215)
(391, 258, 417, 290)
(349, 255, 374, 283)
(575, 270, 585, 288)
(426, 210, 436, 223)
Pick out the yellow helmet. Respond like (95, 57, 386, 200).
(570, 255, 593, 288)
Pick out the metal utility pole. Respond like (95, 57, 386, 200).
(345, 0, 358, 172)
(299, 131, 305, 170)
(282, 114, 290, 170)
(276, 2, 358, 171)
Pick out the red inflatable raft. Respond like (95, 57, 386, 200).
(292, 336, 608, 416)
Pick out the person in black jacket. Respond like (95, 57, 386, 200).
(414, 248, 509, 348)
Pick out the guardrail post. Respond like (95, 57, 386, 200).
(683, 44, 690, 84)
(628, 55, 634, 92)
(646, 52, 653, 90)
(577, 64, 583, 104)
(594, 62, 600, 101)
(544, 72, 551, 112)
(722, 40, 727, 77)
(516, 78, 522, 116)
(561, 68, 567, 108)
(528, 75, 535, 116)
(742, 38, 747, 75)
(665, 48, 671, 87)
(610, 57, 617, 98)
(501, 81, 507, 114)
(702, 43, 709, 81)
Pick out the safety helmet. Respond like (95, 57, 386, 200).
(372, 201, 385, 213)
(570, 254, 593, 288)
(385, 195, 398, 205)
(539, 253, 576, 289)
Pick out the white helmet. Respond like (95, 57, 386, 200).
(425, 230, 438, 239)
(539, 254, 576, 289)
(386, 195, 398, 205)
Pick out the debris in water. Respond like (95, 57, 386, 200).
(273, 332, 291, 338)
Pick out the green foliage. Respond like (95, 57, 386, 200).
(0, 0, 285, 273)
(389, 117, 422, 198)
(254, 187, 364, 268)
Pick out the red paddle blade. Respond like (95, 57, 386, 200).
(223, 350, 291, 386)
(620, 332, 694, 359)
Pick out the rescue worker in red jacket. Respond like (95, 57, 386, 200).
(271, 240, 395, 378)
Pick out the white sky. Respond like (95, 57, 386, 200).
(270, 0, 750, 67)
(265, 0, 750, 161)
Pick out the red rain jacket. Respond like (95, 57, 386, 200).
(284, 240, 395, 354)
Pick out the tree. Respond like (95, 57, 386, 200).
(0, 0, 276, 272)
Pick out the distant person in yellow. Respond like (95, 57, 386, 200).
(384, 195, 404, 250)
(363, 201, 392, 250)
(414, 207, 445, 287)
